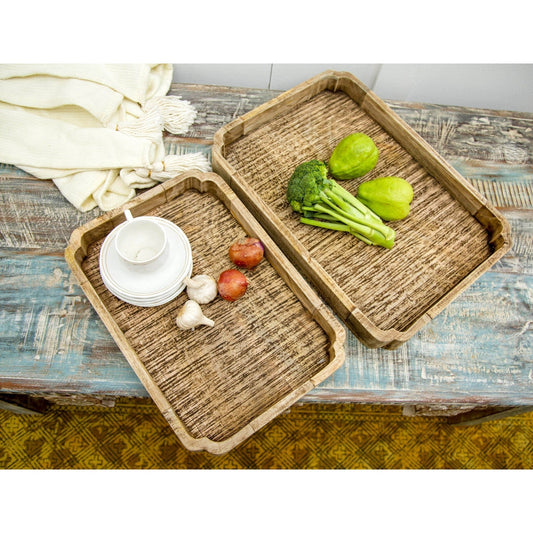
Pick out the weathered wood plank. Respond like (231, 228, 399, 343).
(171, 84, 533, 214)
(167, 84, 280, 141)
(2, 252, 531, 403)
(313, 270, 533, 405)
(490, 208, 533, 274)
(450, 161, 533, 209)
(0, 175, 103, 250)
(0, 252, 144, 395)
(386, 100, 533, 165)
(1, 82, 532, 408)
(2, 85, 532, 255)
(2, 157, 530, 253)
(171, 84, 533, 165)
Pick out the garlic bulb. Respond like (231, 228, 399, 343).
(184, 274, 218, 304)
(175, 300, 214, 330)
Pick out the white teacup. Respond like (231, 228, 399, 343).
(115, 209, 167, 267)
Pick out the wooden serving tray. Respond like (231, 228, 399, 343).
(65, 171, 345, 454)
(212, 70, 512, 349)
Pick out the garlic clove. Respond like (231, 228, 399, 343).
(184, 276, 204, 289)
(176, 300, 214, 330)
(184, 274, 218, 304)
(199, 316, 215, 327)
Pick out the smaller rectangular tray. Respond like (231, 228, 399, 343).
(65, 171, 345, 454)
(212, 70, 512, 349)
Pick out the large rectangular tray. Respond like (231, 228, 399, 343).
(65, 171, 345, 454)
(212, 70, 512, 349)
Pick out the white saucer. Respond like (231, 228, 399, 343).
(99, 217, 193, 307)
(100, 264, 192, 307)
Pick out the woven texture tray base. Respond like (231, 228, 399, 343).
(67, 173, 344, 454)
(213, 71, 511, 348)
(225, 90, 493, 331)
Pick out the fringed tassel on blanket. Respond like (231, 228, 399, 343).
(120, 153, 211, 189)
(116, 107, 164, 143)
(149, 153, 211, 179)
(116, 95, 198, 140)
(144, 96, 198, 135)
(116, 94, 209, 191)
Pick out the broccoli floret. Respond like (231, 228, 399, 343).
(286, 160, 395, 249)
(286, 159, 330, 212)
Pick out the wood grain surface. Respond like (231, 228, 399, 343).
(1, 81, 532, 413)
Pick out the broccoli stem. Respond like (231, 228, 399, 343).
(312, 204, 378, 238)
(329, 181, 382, 223)
(300, 217, 377, 247)
(300, 217, 350, 233)
(319, 193, 395, 241)
(305, 184, 395, 247)
(301, 203, 394, 249)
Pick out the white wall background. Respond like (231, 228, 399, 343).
(172, 64, 533, 113)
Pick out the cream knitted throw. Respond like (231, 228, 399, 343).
(0, 64, 211, 211)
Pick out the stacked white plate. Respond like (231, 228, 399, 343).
(99, 217, 193, 307)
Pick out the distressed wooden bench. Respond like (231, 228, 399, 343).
(1, 82, 532, 424)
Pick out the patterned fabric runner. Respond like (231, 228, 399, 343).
(1, 399, 532, 468)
